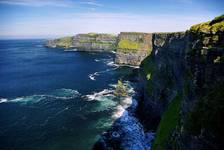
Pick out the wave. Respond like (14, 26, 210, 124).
(0, 88, 80, 104)
(84, 89, 117, 113)
(88, 67, 119, 81)
(64, 49, 77, 52)
(94, 59, 100, 62)
(0, 98, 8, 103)
(88, 72, 99, 81)
(85, 89, 114, 101)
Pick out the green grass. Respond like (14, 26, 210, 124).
(152, 92, 182, 150)
(190, 15, 224, 33)
(117, 39, 140, 51)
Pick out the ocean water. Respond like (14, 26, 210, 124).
(0, 39, 136, 150)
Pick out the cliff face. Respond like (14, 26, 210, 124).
(138, 32, 188, 129)
(115, 32, 152, 66)
(139, 15, 224, 150)
(46, 33, 117, 51)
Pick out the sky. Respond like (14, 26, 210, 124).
(0, 0, 223, 39)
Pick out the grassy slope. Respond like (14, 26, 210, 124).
(152, 93, 182, 150)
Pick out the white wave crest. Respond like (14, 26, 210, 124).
(85, 89, 114, 101)
(0, 98, 8, 103)
(1, 88, 80, 104)
(88, 67, 118, 81)
(88, 72, 99, 81)
(94, 59, 100, 62)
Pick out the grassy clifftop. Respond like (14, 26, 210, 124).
(190, 15, 224, 33)
(117, 32, 152, 53)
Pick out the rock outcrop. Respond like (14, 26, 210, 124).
(115, 32, 153, 66)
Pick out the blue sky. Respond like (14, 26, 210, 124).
(0, 0, 223, 39)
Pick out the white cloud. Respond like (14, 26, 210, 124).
(0, 0, 75, 7)
(0, 12, 216, 39)
(79, 0, 103, 7)
(0, 0, 103, 7)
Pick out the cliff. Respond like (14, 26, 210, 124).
(138, 15, 224, 150)
(115, 32, 153, 66)
(93, 15, 224, 150)
(46, 33, 117, 51)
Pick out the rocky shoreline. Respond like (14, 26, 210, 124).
(93, 81, 155, 150)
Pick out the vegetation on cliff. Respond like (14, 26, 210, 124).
(152, 93, 181, 150)
(190, 14, 224, 33)
(117, 39, 141, 52)
(117, 32, 152, 53)
(114, 80, 127, 97)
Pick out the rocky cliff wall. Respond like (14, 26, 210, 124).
(138, 15, 224, 150)
(138, 32, 188, 129)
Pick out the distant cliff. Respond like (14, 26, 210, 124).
(46, 36, 73, 48)
(46, 33, 117, 51)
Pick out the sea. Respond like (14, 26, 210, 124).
(0, 39, 137, 150)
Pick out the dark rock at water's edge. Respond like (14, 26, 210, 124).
(93, 14, 224, 150)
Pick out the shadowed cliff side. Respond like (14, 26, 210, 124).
(139, 15, 224, 150)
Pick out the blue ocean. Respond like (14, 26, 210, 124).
(0, 40, 136, 150)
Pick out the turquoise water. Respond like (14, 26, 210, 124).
(0, 40, 135, 150)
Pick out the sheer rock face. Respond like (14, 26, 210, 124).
(115, 32, 153, 66)
(139, 15, 224, 150)
(138, 32, 188, 129)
